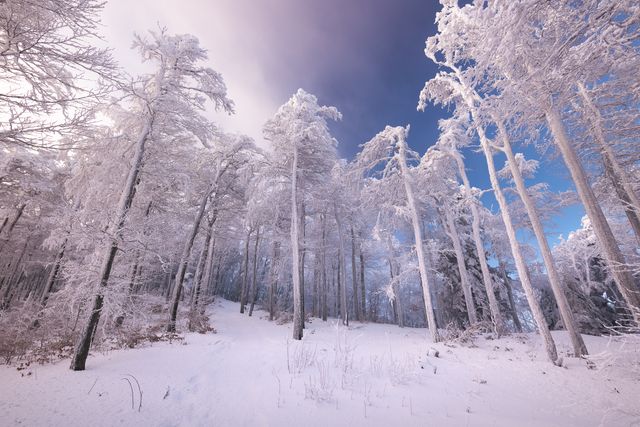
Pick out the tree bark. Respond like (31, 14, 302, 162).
(498, 120, 587, 356)
(167, 184, 215, 332)
(441, 203, 478, 325)
(451, 73, 558, 363)
(239, 227, 252, 313)
(577, 82, 640, 246)
(320, 213, 328, 321)
(359, 246, 366, 321)
(70, 96, 155, 370)
(334, 202, 349, 326)
(478, 125, 558, 363)
(1, 237, 29, 307)
(291, 146, 303, 340)
(249, 226, 261, 316)
(387, 245, 404, 328)
(199, 221, 217, 311)
(268, 241, 280, 321)
(500, 261, 523, 333)
(546, 108, 640, 320)
(350, 224, 360, 321)
(299, 202, 306, 328)
(397, 133, 439, 342)
(0, 203, 25, 254)
(452, 151, 506, 335)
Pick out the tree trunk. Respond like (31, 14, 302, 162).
(497, 120, 587, 356)
(300, 202, 306, 326)
(397, 134, 439, 342)
(546, 108, 640, 320)
(189, 236, 210, 327)
(334, 203, 349, 326)
(291, 146, 303, 340)
(1, 238, 29, 307)
(478, 125, 558, 363)
(312, 253, 320, 317)
(350, 224, 360, 321)
(577, 82, 640, 246)
(442, 203, 478, 326)
(249, 226, 261, 316)
(70, 105, 155, 371)
(389, 254, 404, 328)
(0, 203, 25, 254)
(239, 228, 252, 313)
(167, 184, 215, 333)
(452, 73, 558, 363)
(321, 213, 328, 321)
(452, 151, 506, 335)
(199, 221, 217, 311)
(359, 246, 366, 321)
(268, 241, 280, 321)
(500, 261, 523, 333)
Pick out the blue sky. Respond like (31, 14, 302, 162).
(100, 0, 585, 243)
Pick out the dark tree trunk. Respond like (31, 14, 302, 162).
(167, 186, 214, 332)
(248, 227, 261, 316)
(239, 228, 252, 313)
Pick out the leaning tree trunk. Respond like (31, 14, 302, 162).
(499, 261, 523, 333)
(452, 151, 506, 335)
(70, 111, 155, 371)
(453, 73, 558, 363)
(1, 237, 29, 308)
(188, 233, 211, 330)
(0, 203, 25, 254)
(546, 108, 640, 320)
(442, 203, 478, 326)
(397, 136, 439, 342)
(497, 120, 588, 357)
(477, 124, 559, 363)
(334, 202, 349, 326)
(198, 220, 217, 312)
(167, 184, 215, 333)
(291, 146, 303, 340)
(577, 82, 640, 246)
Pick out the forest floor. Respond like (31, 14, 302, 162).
(1, 299, 639, 426)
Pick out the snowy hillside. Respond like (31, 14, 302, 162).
(1, 300, 638, 427)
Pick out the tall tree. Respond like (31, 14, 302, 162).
(264, 89, 340, 340)
(71, 29, 233, 370)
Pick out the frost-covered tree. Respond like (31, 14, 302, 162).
(0, 0, 117, 148)
(425, 0, 639, 320)
(434, 117, 507, 335)
(357, 125, 439, 342)
(263, 89, 340, 340)
(70, 29, 234, 371)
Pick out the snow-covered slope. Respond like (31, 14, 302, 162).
(1, 299, 638, 426)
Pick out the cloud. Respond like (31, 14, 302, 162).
(101, 0, 285, 147)
(100, 0, 439, 157)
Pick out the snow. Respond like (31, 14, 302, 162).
(1, 300, 639, 426)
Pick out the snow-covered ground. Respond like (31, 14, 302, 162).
(1, 299, 639, 426)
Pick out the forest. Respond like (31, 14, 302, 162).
(0, 0, 639, 425)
